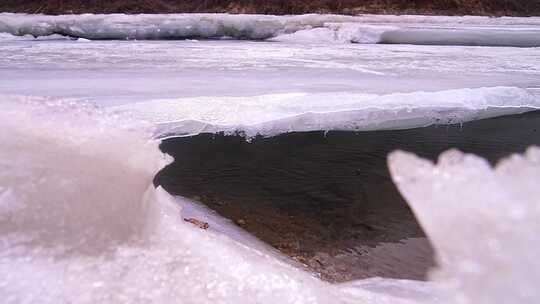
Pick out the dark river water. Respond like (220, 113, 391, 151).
(156, 110, 540, 282)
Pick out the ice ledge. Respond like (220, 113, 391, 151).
(2, 13, 540, 47)
(108, 86, 540, 139)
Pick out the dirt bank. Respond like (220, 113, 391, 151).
(1, 0, 539, 16)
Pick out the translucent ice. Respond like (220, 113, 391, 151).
(389, 147, 540, 304)
(110, 87, 540, 138)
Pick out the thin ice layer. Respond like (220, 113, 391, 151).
(2, 13, 540, 47)
(109, 86, 540, 138)
(388, 147, 540, 304)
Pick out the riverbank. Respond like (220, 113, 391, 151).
(1, 0, 539, 16)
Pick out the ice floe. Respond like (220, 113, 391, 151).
(109, 86, 540, 138)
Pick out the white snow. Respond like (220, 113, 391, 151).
(109, 87, 540, 138)
(2, 13, 540, 46)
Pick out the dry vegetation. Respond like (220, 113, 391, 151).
(1, 0, 539, 16)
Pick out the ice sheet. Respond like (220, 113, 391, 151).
(271, 22, 540, 46)
(1, 36, 539, 108)
(2, 13, 540, 47)
(2, 95, 538, 303)
(109, 87, 540, 138)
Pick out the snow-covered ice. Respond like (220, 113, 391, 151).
(2, 13, 540, 47)
(1, 30, 539, 130)
(0, 12, 539, 303)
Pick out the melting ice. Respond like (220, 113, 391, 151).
(1, 89, 539, 304)
(0, 12, 539, 304)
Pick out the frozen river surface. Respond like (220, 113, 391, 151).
(1, 34, 540, 104)
(1, 13, 540, 304)
(1, 32, 540, 137)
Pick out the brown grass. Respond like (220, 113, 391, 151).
(0, 0, 539, 16)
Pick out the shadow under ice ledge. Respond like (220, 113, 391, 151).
(155, 110, 540, 283)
